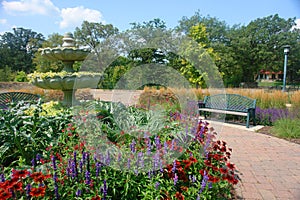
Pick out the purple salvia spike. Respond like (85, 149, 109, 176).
(173, 173, 178, 185)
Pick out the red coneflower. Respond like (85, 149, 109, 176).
(29, 186, 46, 197)
(30, 172, 51, 183)
(220, 168, 228, 174)
(189, 157, 198, 163)
(0, 189, 12, 199)
(226, 163, 235, 170)
(12, 169, 30, 179)
(175, 191, 185, 200)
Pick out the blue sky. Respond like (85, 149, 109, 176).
(0, 0, 300, 37)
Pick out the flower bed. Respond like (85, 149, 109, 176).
(0, 101, 239, 199)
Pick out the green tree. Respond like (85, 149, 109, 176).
(33, 33, 64, 72)
(0, 66, 14, 81)
(0, 27, 45, 73)
(74, 21, 119, 49)
(229, 14, 299, 83)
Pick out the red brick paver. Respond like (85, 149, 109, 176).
(214, 123, 300, 200)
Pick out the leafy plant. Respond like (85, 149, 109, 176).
(0, 100, 73, 167)
(272, 118, 300, 139)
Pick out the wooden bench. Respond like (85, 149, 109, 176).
(198, 94, 256, 128)
(0, 92, 40, 109)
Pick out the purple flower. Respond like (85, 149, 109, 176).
(36, 153, 41, 161)
(127, 158, 131, 169)
(199, 170, 209, 195)
(171, 139, 175, 151)
(155, 182, 160, 189)
(102, 179, 108, 200)
(153, 152, 159, 170)
(76, 189, 82, 197)
(31, 158, 35, 167)
(174, 173, 178, 185)
(0, 174, 5, 182)
(155, 135, 161, 149)
(172, 160, 176, 173)
(52, 156, 57, 171)
(85, 170, 91, 185)
(189, 175, 196, 183)
(26, 184, 31, 199)
(164, 141, 168, 154)
(130, 139, 136, 153)
(147, 140, 152, 155)
(96, 162, 101, 177)
(71, 161, 77, 179)
(53, 173, 59, 199)
(79, 160, 83, 173)
(138, 152, 144, 167)
(106, 151, 110, 165)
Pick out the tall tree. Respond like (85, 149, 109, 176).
(229, 14, 299, 83)
(74, 21, 119, 49)
(0, 27, 45, 73)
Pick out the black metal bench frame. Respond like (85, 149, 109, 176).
(0, 92, 40, 109)
(198, 94, 256, 128)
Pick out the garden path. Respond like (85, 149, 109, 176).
(209, 121, 300, 200)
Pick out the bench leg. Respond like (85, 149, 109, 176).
(246, 113, 250, 128)
(253, 111, 256, 126)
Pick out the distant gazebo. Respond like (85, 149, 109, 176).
(257, 70, 283, 81)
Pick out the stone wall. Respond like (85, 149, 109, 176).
(0, 82, 40, 92)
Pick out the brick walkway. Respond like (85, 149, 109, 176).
(210, 121, 300, 200)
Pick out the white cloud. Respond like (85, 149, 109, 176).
(59, 6, 104, 29)
(2, 0, 59, 16)
(0, 19, 7, 24)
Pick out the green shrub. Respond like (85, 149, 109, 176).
(0, 100, 73, 167)
(271, 118, 300, 139)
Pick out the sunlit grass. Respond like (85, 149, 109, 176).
(271, 118, 300, 139)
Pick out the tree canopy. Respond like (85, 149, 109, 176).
(0, 12, 299, 87)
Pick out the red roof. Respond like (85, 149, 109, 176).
(259, 70, 283, 75)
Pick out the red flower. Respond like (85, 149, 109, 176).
(209, 176, 220, 183)
(30, 186, 46, 197)
(30, 172, 51, 183)
(11, 181, 23, 191)
(12, 169, 30, 179)
(175, 191, 185, 200)
(199, 169, 205, 176)
(213, 154, 222, 161)
(180, 186, 188, 192)
(220, 146, 227, 152)
(226, 163, 235, 170)
(204, 159, 212, 167)
(91, 195, 101, 200)
(226, 152, 231, 158)
(189, 157, 197, 163)
(0, 189, 12, 199)
(220, 168, 228, 174)
(224, 175, 238, 185)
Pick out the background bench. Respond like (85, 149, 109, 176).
(0, 92, 40, 109)
(198, 94, 256, 128)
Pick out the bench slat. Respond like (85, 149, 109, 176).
(198, 108, 248, 116)
(0, 92, 40, 109)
